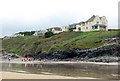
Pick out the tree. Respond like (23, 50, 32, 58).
(18, 31, 35, 36)
(44, 31, 54, 38)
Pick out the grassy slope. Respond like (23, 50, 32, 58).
(2, 30, 119, 56)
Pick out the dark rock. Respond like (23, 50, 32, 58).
(34, 44, 120, 62)
(102, 34, 120, 39)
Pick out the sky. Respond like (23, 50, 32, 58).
(0, 0, 119, 38)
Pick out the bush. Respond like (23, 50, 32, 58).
(18, 31, 35, 36)
(44, 31, 54, 38)
(55, 34, 64, 39)
(108, 29, 120, 31)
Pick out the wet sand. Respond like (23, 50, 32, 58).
(0, 58, 118, 79)
(1, 72, 97, 79)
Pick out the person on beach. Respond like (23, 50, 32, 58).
(27, 58, 28, 61)
(22, 59, 23, 61)
(24, 58, 27, 61)
(31, 57, 35, 61)
(38, 58, 41, 61)
(8, 57, 11, 61)
(29, 58, 31, 62)
(33, 58, 35, 61)
(31, 57, 33, 61)
(24, 58, 25, 61)
(44, 58, 46, 62)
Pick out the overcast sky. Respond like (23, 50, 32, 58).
(0, 0, 119, 38)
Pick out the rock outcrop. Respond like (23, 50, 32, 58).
(35, 43, 120, 62)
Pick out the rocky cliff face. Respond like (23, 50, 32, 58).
(33, 35, 120, 62)
(34, 43, 119, 62)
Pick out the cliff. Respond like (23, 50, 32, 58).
(2, 30, 120, 62)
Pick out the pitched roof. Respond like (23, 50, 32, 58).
(53, 27, 62, 31)
(46, 28, 53, 31)
(69, 23, 78, 26)
(86, 15, 96, 23)
(77, 22, 85, 25)
(37, 30, 45, 33)
(69, 22, 85, 26)
(47, 27, 62, 31)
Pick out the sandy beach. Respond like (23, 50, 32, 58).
(1, 71, 97, 79)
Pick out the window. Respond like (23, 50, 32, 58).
(92, 26, 94, 29)
(70, 25, 76, 28)
(102, 22, 106, 24)
(86, 27, 88, 29)
(78, 27, 81, 31)
(95, 26, 98, 29)
(97, 22, 99, 24)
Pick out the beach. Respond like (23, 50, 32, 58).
(1, 72, 97, 79)
(0, 58, 118, 65)
(0, 58, 119, 79)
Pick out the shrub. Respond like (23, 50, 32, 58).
(57, 34, 62, 38)
(18, 31, 35, 36)
(55, 34, 64, 39)
(108, 29, 120, 31)
(44, 31, 54, 38)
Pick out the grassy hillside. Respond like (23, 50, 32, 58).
(2, 30, 120, 56)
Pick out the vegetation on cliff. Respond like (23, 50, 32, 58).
(2, 30, 120, 56)
(18, 31, 35, 36)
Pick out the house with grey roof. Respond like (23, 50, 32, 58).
(73, 15, 108, 32)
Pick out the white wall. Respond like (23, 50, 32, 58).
(75, 16, 108, 32)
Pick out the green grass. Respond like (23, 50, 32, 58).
(2, 30, 120, 56)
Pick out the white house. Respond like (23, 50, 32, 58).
(61, 26, 70, 32)
(33, 30, 45, 36)
(11, 33, 24, 37)
(72, 15, 108, 32)
(4, 33, 24, 39)
(46, 27, 62, 34)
